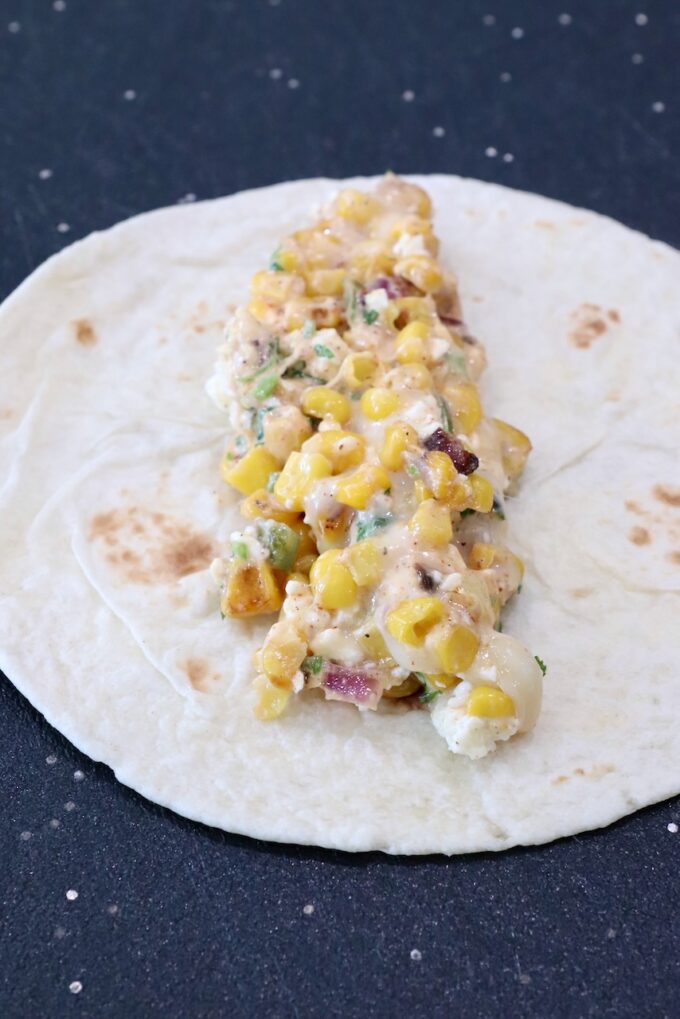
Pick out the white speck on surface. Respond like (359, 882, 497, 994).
(53, 0, 66, 10)
(178, 192, 196, 204)
(667, 822, 678, 833)
(482, 14, 496, 26)
(20, 831, 32, 841)
(269, 0, 282, 6)
(56, 223, 70, 234)
(558, 13, 572, 26)
(485, 146, 498, 157)
(433, 126, 445, 137)
(302, 903, 315, 915)
(123, 89, 137, 101)
(69, 981, 82, 995)
(64, 801, 76, 811)
(511, 27, 524, 39)
(38, 169, 53, 181)
(402, 89, 415, 102)
(500, 71, 512, 82)
(503, 152, 515, 163)
(651, 101, 665, 113)
(635, 13, 648, 26)
(54, 926, 66, 939)
(73, 770, 84, 782)
(49, 818, 61, 829)
(287, 78, 300, 89)
(107, 904, 119, 915)
(46, 753, 57, 763)
(606, 927, 616, 939)
(269, 67, 283, 80)
(519, 973, 531, 986)
(8, 21, 21, 33)
(631, 52, 644, 64)
(66, 889, 78, 901)
(410, 948, 422, 961)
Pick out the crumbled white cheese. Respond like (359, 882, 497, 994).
(400, 397, 441, 439)
(392, 233, 428, 258)
(209, 557, 228, 586)
(429, 336, 450, 361)
(430, 682, 518, 759)
(390, 666, 410, 680)
(292, 670, 305, 693)
(479, 665, 498, 682)
(441, 572, 462, 591)
(364, 288, 389, 313)
(312, 627, 364, 665)
(230, 528, 268, 562)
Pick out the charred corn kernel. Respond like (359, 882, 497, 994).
(492, 418, 533, 480)
(386, 598, 444, 647)
(469, 542, 497, 570)
(394, 296, 432, 324)
(409, 499, 453, 545)
(263, 405, 313, 462)
(424, 673, 461, 691)
(309, 549, 357, 609)
(317, 505, 352, 547)
(467, 685, 516, 718)
(383, 675, 422, 699)
(240, 489, 299, 526)
(396, 256, 442, 293)
(345, 540, 383, 586)
(395, 327, 426, 364)
(291, 521, 318, 561)
(469, 474, 494, 513)
(335, 188, 379, 223)
(253, 675, 291, 720)
(274, 249, 300, 273)
(221, 447, 281, 496)
(360, 387, 400, 420)
(248, 299, 275, 326)
(261, 620, 307, 686)
(334, 463, 391, 510)
(358, 626, 392, 661)
(425, 450, 458, 501)
(274, 451, 332, 511)
(221, 560, 283, 618)
(251, 270, 303, 303)
(305, 268, 345, 296)
(302, 387, 352, 424)
(432, 624, 479, 673)
(342, 352, 378, 389)
(413, 477, 433, 503)
(303, 429, 366, 473)
(446, 382, 483, 433)
(379, 421, 418, 470)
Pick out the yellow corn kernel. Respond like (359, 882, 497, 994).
(386, 597, 445, 647)
(253, 675, 291, 720)
(393, 296, 432, 325)
(335, 188, 379, 223)
(423, 673, 461, 691)
(221, 447, 281, 496)
(251, 270, 303, 304)
(492, 418, 532, 480)
(305, 268, 345, 297)
(469, 474, 494, 513)
(309, 549, 358, 609)
(334, 463, 391, 510)
(275, 249, 300, 273)
(398, 320, 429, 342)
(302, 429, 365, 473)
(387, 216, 436, 244)
(291, 521, 318, 561)
(248, 299, 276, 326)
(448, 475, 471, 511)
(345, 539, 383, 586)
(379, 421, 418, 470)
(358, 626, 392, 661)
(413, 477, 433, 503)
(317, 505, 352, 547)
(273, 451, 332, 511)
(468, 542, 497, 570)
(408, 499, 453, 545)
(467, 685, 516, 718)
(425, 450, 458, 501)
(395, 256, 442, 293)
(386, 363, 433, 390)
(432, 624, 479, 673)
(288, 298, 342, 330)
(405, 182, 433, 218)
(360, 387, 400, 420)
(302, 386, 352, 424)
(240, 489, 300, 527)
(263, 405, 313, 462)
(221, 560, 283, 618)
(383, 675, 422, 699)
(446, 382, 483, 434)
(395, 332, 426, 364)
(341, 352, 378, 389)
(348, 241, 395, 281)
(261, 620, 307, 686)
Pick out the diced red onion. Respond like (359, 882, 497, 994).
(322, 663, 381, 708)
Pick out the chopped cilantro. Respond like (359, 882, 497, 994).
(460, 508, 476, 518)
(234, 435, 247, 453)
(251, 405, 272, 443)
(238, 338, 282, 382)
(282, 359, 326, 384)
(435, 394, 453, 432)
(362, 308, 379, 325)
(302, 319, 317, 339)
(534, 656, 547, 676)
(313, 343, 335, 359)
(231, 539, 249, 561)
(356, 513, 392, 542)
(269, 248, 283, 271)
(302, 655, 324, 676)
(407, 464, 418, 477)
(343, 279, 360, 322)
(419, 688, 441, 705)
(253, 374, 278, 400)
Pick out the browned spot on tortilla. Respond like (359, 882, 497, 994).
(569, 303, 610, 349)
(653, 484, 680, 508)
(73, 318, 97, 346)
(625, 500, 642, 515)
(158, 336, 168, 346)
(628, 526, 651, 547)
(605, 391, 621, 402)
(608, 309, 621, 323)
(470, 295, 484, 303)
(563, 764, 615, 783)
(89, 506, 215, 585)
(534, 220, 556, 230)
(668, 551, 680, 566)
(177, 372, 193, 382)
(0, 407, 13, 420)
(552, 775, 569, 785)
(570, 587, 593, 599)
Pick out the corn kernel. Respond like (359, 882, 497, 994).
(424, 673, 461, 691)
(386, 597, 444, 646)
(425, 450, 458, 501)
(398, 320, 429, 342)
(253, 675, 291, 720)
(342, 352, 378, 389)
(395, 332, 426, 364)
(492, 418, 532, 480)
(263, 405, 313, 462)
(301, 386, 352, 424)
(432, 624, 479, 673)
(335, 188, 379, 223)
(261, 620, 307, 686)
(221, 560, 283, 617)
(408, 499, 453, 545)
(469, 474, 494, 513)
(334, 463, 391, 510)
(275, 249, 300, 273)
(274, 451, 332, 511)
(251, 270, 303, 304)
(240, 489, 300, 526)
(310, 549, 357, 609)
(317, 505, 352, 547)
(395, 255, 442, 293)
(345, 539, 383, 586)
(305, 268, 345, 297)
(358, 626, 392, 661)
(445, 382, 483, 434)
(221, 447, 281, 496)
(468, 542, 496, 570)
(413, 477, 433, 503)
(379, 421, 418, 470)
(393, 296, 432, 325)
(383, 675, 422, 699)
(360, 387, 400, 420)
(248, 299, 276, 326)
(302, 429, 366, 473)
(386, 363, 433, 390)
(467, 685, 516, 718)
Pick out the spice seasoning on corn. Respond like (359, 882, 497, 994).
(207, 175, 544, 759)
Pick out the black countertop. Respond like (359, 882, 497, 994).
(1, 2, 679, 1016)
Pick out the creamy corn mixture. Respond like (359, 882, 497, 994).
(208, 175, 543, 758)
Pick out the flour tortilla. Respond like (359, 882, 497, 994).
(1, 175, 678, 855)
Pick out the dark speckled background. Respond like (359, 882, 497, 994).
(1, 2, 679, 1016)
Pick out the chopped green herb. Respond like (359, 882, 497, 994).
(407, 464, 418, 477)
(460, 508, 476, 518)
(282, 359, 326, 384)
(350, 391, 361, 401)
(234, 435, 247, 453)
(220, 610, 226, 620)
(343, 279, 361, 322)
(252, 374, 278, 400)
(534, 656, 547, 676)
(362, 308, 379, 325)
(419, 688, 441, 705)
(225, 452, 235, 462)
(302, 655, 324, 676)
(259, 522, 300, 572)
(497, 620, 503, 633)
(251, 405, 272, 444)
(445, 351, 468, 376)
(238, 338, 282, 382)
(231, 539, 249, 561)
(313, 343, 335, 359)
(302, 318, 317, 339)
(492, 497, 506, 520)
(356, 513, 392, 542)
(435, 394, 453, 431)
(266, 471, 280, 493)
(269, 248, 283, 271)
